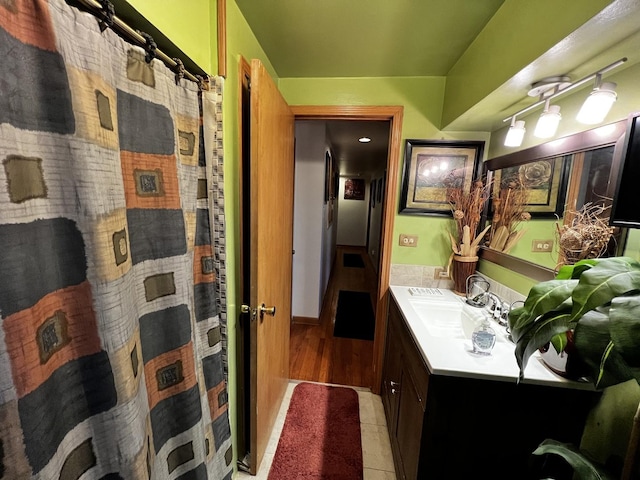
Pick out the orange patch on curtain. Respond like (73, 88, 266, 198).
(193, 244, 215, 285)
(207, 382, 228, 421)
(120, 151, 181, 210)
(143, 342, 197, 411)
(0, 0, 57, 51)
(3, 281, 102, 398)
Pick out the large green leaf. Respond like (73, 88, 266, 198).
(509, 280, 576, 342)
(609, 296, 640, 366)
(573, 310, 640, 388)
(555, 259, 597, 280)
(571, 257, 640, 320)
(532, 439, 616, 480)
(514, 312, 575, 381)
(550, 331, 568, 354)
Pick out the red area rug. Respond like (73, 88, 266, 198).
(268, 382, 363, 479)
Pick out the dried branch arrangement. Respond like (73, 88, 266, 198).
(488, 179, 531, 254)
(555, 203, 615, 269)
(448, 180, 491, 258)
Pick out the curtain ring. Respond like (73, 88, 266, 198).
(173, 58, 185, 85)
(196, 75, 210, 92)
(97, 0, 115, 32)
(138, 31, 157, 63)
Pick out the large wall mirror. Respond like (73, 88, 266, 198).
(480, 120, 629, 282)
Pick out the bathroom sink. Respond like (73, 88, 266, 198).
(408, 299, 506, 341)
(408, 300, 478, 339)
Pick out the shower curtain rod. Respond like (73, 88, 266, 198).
(69, 0, 205, 85)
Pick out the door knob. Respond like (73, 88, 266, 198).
(259, 303, 276, 317)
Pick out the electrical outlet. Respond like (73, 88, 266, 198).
(434, 267, 451, 280)
(532, 239, 554, 252)
(399, 234, 418, 247)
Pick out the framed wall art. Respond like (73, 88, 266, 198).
(344, 178, 365, 200)
(399, 139, 484, 215)
(490, 155, 569, 217)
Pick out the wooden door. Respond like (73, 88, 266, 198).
(249, 59, 295, 474)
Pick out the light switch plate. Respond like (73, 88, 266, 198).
(399, 234, 418, 247)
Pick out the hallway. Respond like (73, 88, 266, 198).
(289, 245, 378, 388)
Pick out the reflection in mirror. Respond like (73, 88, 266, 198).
(481, 120, 628, 280)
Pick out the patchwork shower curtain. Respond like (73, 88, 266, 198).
(0, 0, 232, 478)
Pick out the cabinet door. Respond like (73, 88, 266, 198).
(396, 365, 425, 480)
(381, 320, 402, 428)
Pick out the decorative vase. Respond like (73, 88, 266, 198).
(452, 255, 479, 296)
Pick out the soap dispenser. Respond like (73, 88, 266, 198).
(471, 315, 496, 355)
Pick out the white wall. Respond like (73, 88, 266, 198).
(337, 176, 370, 246)
(292, 121, 335, 319)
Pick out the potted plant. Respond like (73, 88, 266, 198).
(509, 256, 640, 479)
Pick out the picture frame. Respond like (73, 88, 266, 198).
(344, 178, 365, 200)
(399, 139, 484, 215)
(490, 155, 569, 217)
(370, 179, 376, 208)
(324, 151, 331, 203)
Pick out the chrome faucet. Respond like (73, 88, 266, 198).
(484, 292, 510, 327)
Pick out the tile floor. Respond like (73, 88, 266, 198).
(237, 381, 397, 480)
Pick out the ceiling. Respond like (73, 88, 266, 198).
(239, 0, 640, 174)
(325, 121, 390, 177)
(235, 0, 506, 78)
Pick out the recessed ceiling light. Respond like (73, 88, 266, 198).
(358, 137, 371, 143)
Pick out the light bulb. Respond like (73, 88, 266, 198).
(534, 105, 561, 138)
(577, 82, 617, 124)
(504, 120, 526, 147)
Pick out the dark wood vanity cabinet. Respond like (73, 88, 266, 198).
(382, 295, 601, 480)
(381, 298, 429, 480)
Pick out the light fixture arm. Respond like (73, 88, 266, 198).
(503, 57, 627, 123)
(593, 72, 603, 89)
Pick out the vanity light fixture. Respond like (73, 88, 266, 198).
(576, 75, 617, 124)
(358, 137, 371, 143)
(504, 118, 526, 147)
(502, 57, 627, 144)
(534, 102, 562, 138)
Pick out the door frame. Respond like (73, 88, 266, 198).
(291, 105, 403, 394)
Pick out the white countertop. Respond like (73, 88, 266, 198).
(390, 285, 594, 390)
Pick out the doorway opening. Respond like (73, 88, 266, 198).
(290, 119, 390, 388)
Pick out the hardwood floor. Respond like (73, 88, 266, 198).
(289, 245, 378, 388)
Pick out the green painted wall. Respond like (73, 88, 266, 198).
(443, 0, 612, 127)
(504, 220, 558, 270)
(279, 76, 491, 267)
(125, 0, 214, 73)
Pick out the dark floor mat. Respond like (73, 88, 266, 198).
(343, 253, 365, 268)
(333, 290, 375, 341)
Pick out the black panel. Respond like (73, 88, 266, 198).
(0, 27, 75, 133)
(117, 89, 175, 155)
(0, 218, 87, 317)
(611, 113, 640, 228)
(139, 305, 192, 363)
(150, 385, 202, 453)
(126, 209, 187, 264)
(18, 352, 116, 473)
